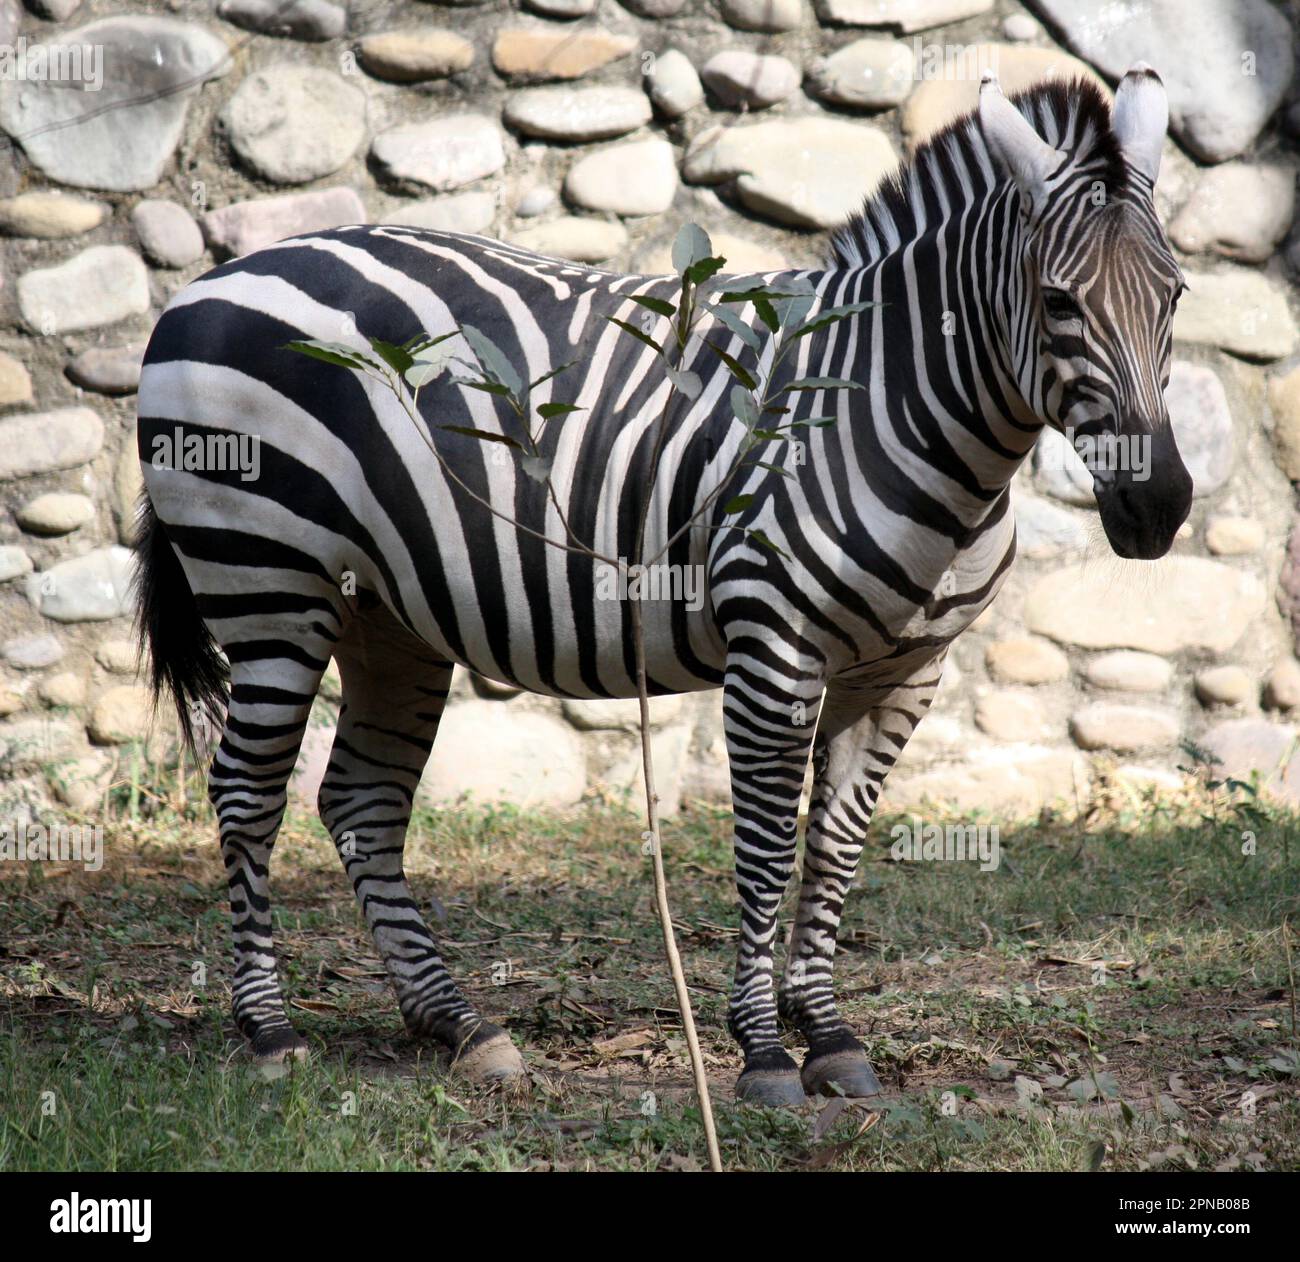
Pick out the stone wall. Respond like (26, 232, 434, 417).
(0, 0, 1297, 822)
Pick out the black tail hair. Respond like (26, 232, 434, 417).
(132, 493, 229, 757)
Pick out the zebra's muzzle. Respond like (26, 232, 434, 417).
(1093, 426, 1193, 560)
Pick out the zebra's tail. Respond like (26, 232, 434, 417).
(133, 492, 229, 757)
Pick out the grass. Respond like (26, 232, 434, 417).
(1, 768, 1298, 1171)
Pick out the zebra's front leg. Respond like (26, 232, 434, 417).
(723, 647, 823, 1107)
(779, 669, 943, 1097)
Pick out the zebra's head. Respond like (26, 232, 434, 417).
(980, 67, 1193, 560)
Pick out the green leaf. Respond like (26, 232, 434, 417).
(782, 376, 864, 392)
(537, 401, 583, 419)
(630, 294, 676, 318)
(751, 460, 793, 478)
(717, 289, 781, 334)
(730, 384, 758, 427)
(787, 416, 839, 429)
(703, 340, 757, 391)
(452, 377, 515, 398)
(405, 341, 455, 388)
(666, 365, 703, 400)
(671, 223, 713, 275)
(788, 300, 877, 340)
(368, 337, 414, 375)
(460, 324, 523, 397)
(722, 494, 754, 515)
(685, 256, 726, 285)
(774, 293, 816, 330)
(283, 340, 379, 374)
(748, 529, 788, 560)
(529, 360, 575, 391)
(704, 303, 761, 353)
(606, 316, 664, 356)
(439, 425, 522, 449)
(749, 428, 785, 441)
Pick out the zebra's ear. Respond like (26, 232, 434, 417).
(977, 72, 1063, 212)
(1112, 62, 1167, 183)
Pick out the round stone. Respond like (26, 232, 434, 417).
(564, 139, 678, 217)
(984, 636, 1069, 685)
(222, 66, 367, 186)
(1263, 659, 1300, 712)
(511, 217, 627, 263)
(720, 0, 801, 31)
(88, 685, 152, 745)
(358, 29, 475, 82)
(95, 639, 139, 674)
(0, 407, 103, 480)
(26, 546, 135, 623)
(1069, 703, 1179, 752)
(646, 49, 704, 119)
(2, 633, 64, 670)
(67, 344, 146, 396)
(200, 187, 367, 259)
(701, 51, 800, 109)
(371, 115, 506, 191)
(515, 186, 557, 218)
(0, 546, 33, 583)
(0, 192, 105, 238)
(1002, 14, 1038, 40)
(1025, 559, 1265, 655)
(384, 193, 496, 233)
(16, 492, 96, 535)
(505, 87, 652, 142)
(1165, 361, 1233, 497)
(523, 0, 596, 14)
(492, 27, 636, 81)
(1205, 515, 1264, 556)
(217, 0, 345, 40)
(18, 246, 150, 336)
(1194, 666, 1253, 708)
(417, 701, 586, 808)
(0, 16, 230, 192)
(0, 352, 33, 407)
(1013, 493, 1088, 560)
(684, 117, 897, 230)
(974, 690, 1048, 741)
(132, 200, 204, 268)
(39, 672, 86, 708)
(1175, 269, 1297, 362)
(1082, 651, 1172, 694)
(1169, 163, 1294, 263)
(809, 38, 914, 109)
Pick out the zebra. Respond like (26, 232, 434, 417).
(135, 66, 1192, 1107)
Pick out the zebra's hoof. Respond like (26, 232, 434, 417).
(250, 1028, 310, 1064)
(801, 1050, 882, 1099)
(450, 1023, 527, 1087)
(735, 1068, 808, 1109)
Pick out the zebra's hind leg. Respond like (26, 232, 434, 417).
(722, 642, 823, 1108)
(778, 671, 943, 1098)
(318, 606, 525, 1087)
(212, 647, 333, 1063)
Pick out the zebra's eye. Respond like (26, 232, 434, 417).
(1042, 288, 1080, 324)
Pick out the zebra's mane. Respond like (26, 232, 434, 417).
(829, 78, 1130, 268)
